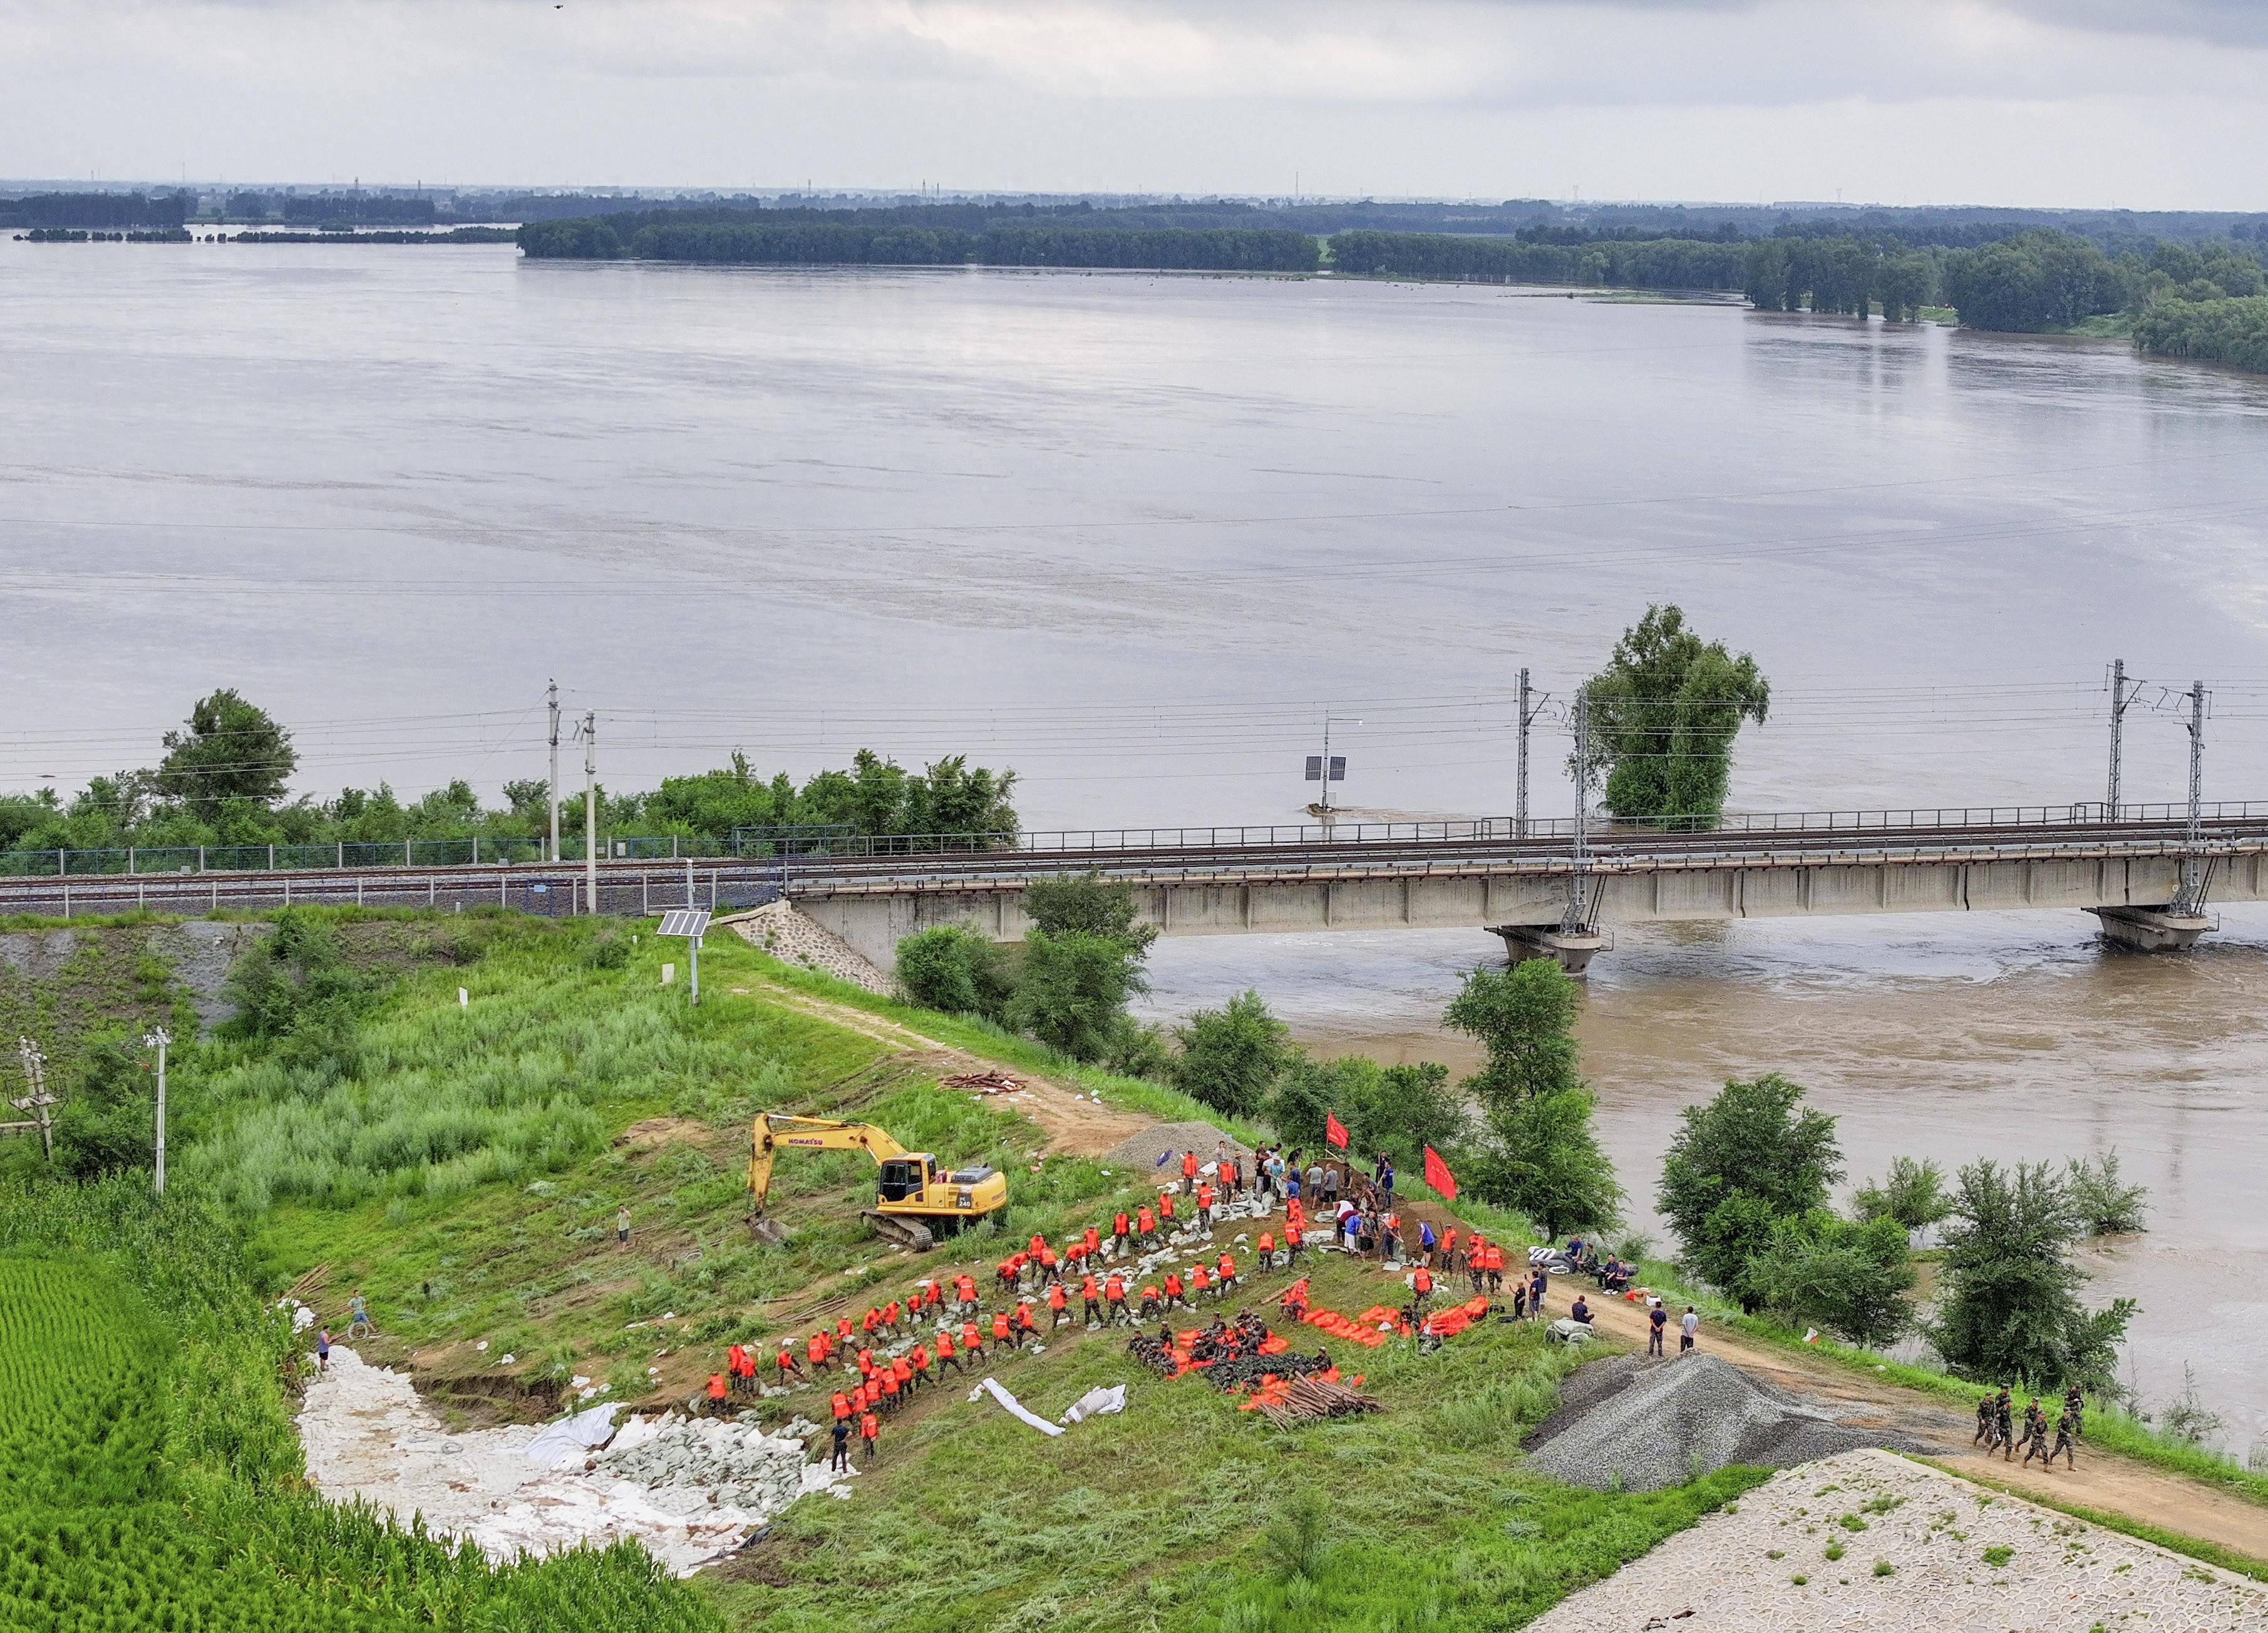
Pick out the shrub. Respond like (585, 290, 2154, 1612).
(1853, 1156, 1953, 1234)
(1172, 990, 1289, 1119)
(894, 925, 1014, 1019)
(2064, 1151, 2148, 1235)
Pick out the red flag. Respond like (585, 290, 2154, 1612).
(1324, 1111, 1349, 1150)
(1423, 1145, 1459, 1202)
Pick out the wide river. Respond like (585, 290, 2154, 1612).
(7, 242, 2268, 1450)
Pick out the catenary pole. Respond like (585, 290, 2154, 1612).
(2105, 659, 2129, 817)
(1562, 691, 1590, 933)
(547, 679, 562, 863)
(583, 711, 598, 915)
(1516, 667, 1532, 840)
(2176, 681, 2208, 914)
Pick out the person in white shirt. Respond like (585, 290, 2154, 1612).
(1680, 1307, 1699, 1353)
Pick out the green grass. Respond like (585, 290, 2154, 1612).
(2068, 311, 2138, 339)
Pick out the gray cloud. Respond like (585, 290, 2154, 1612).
(3, 0, 2266, 204)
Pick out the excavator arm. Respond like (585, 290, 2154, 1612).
(749, 1113, 914, 1215)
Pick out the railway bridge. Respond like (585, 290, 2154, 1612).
(13, 801, 2255, 975)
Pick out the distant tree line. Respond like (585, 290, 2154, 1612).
(522, 218, 1321, 273)
(0, 192, 190, 229)
(1327, 230, 1747, 290)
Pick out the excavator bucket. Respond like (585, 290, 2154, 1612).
(750, 1216, 790, 1248)
(863, 1210, 936, 1252)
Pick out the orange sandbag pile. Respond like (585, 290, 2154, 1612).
(1301, 1307, 1386, 1347)
(1421, 1296, 1492, 1339)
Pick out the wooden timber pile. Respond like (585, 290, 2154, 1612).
(944, 1069, 1021, 1095)
(1254, 1376, 1383, 1427)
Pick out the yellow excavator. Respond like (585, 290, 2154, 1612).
(747, 1113, 1008, 1250)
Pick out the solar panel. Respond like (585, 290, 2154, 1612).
(656, 909, 713, 939)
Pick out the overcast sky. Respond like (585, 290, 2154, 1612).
(6, 1, 2267, 208)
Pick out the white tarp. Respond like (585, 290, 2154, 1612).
(971, 1376, 1064, 1436)
(523, 1402, 622, 1469)
(1057, 1384, 1126, 1426)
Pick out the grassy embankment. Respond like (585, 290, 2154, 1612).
(6, 909, 1764, 1630)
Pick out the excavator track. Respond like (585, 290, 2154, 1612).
(863, 1210, 937, 1252)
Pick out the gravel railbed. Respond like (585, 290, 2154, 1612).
(1527, 1446, 2266, 1632)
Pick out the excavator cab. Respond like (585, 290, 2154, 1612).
(877, 1156, 931, 1203)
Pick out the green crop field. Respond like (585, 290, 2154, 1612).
(0, 1183, 730, 1633)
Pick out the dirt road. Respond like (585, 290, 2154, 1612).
(729, 976, 1156, 1158)
(1548, 1279, 2268, 1560)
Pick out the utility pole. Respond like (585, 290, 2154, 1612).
(2175, 681, 2209, 914)
(12, 1038, 54, 1163)
(2105, 658, 2132, 818)
(145, 1028, 171, 1195)
(582, 710, 598, 915)
(1561, 691, 1591, 933)
(547, 679, 562, 863)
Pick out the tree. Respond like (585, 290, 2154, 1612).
(1024, 872, 1157, 954)
(894, 925, 1014, 1019)
(1469, 1087, 1621, 1241)
(1172, 990, 1290, 1120)
(155, 689, 297, 808)
(1658, 1073, 1843, 1308)
(1853, 1155, 1954, 1234)
(1932, 1160, 2134, 1389)
(1579, 605, 1769, 826)
(1269, 1054, 1467, 1167)
(1748, 1211, 1915, 1348)
(1004, 929, 1147, 1064)
(1441, 961, 1581, 1111)
(1444, 960, 1619, 1236)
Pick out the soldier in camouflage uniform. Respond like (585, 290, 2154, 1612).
(1994, 1388, 2015, 1460)
(2051, 1401, 2080, 1468)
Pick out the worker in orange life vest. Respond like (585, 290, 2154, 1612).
(1105, 1272, 1128, 1324)
(1181, 1148, 1200, 1193)
(954, 1273, 978, 1313)
(1083, 1224, 1100, 1259)
(1112, 1210, 1130, 1257)
(1256, 1230, 1276, 1269)
(1014, 1300, 1037, 1339)
(705, 1373, 728, 1416)
(991, 1309, 1015, 1350)
(934, 1327, 961, 1374)
(1136, 1203, 1157, 1249)
(1080, 1272, 1101, 1326)
(961, 1318, 985, 1362)
(805, 1329, 829, 1371)
(1214, 1251, 1237, 1295)
(1137, 1282, 1162, 1321)
(1188, 1264, 1211, 1301)
(1047, 1280, 1070, 1327)
(1281, 1277, 1311, 1324)
(859, 1407, 880, 1463)
(1411, 1261, 1435, 1314)
(1163, 1270, 1187, 1310)
(1196, 1182, 1215, 1230)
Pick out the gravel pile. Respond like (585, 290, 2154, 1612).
(1101, 1122, 1251, 1174)
(724, 902, 891, 992)
(1528, 1447, 2267, 1632)
(1528, 1354, 1903, 1491)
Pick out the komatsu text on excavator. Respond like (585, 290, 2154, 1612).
(747, 1112, 1008, 1250)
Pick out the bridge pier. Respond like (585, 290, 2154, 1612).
(2088, 905, 2214, 953)
(1492, 924, 1607, 975)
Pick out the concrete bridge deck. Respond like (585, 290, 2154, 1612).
(3, 806, 2257, 973)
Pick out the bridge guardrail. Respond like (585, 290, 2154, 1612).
(6, 800, 2267, 882)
